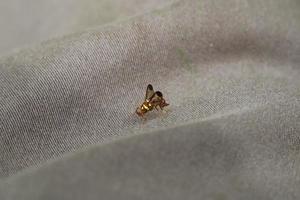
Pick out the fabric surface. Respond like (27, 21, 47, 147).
(0, 0, 172, 56)
(0, 0, 300, 199)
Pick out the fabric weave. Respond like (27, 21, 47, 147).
(0, 0, 300, 199)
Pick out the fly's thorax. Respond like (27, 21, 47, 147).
(142, 102, 151, 111)
(137, 102, 147, 113)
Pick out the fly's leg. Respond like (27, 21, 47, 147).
(159, 105, 164, 110)
(155, 105, 160, 111)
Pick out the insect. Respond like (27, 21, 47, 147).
(136, 84, 169, 117)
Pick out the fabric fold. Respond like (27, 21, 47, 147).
(0, 3, 300, 197)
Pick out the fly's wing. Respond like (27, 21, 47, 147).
(149, 91, 163, 106)
(145, 84, 155, 101)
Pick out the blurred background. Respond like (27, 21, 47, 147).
(0, 0, 173, 56)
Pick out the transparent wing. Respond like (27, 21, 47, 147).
(149, 91, 163, 106)
(145, 84, 155, 101)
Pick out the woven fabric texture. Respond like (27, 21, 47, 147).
(0, 0, 300, 199)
